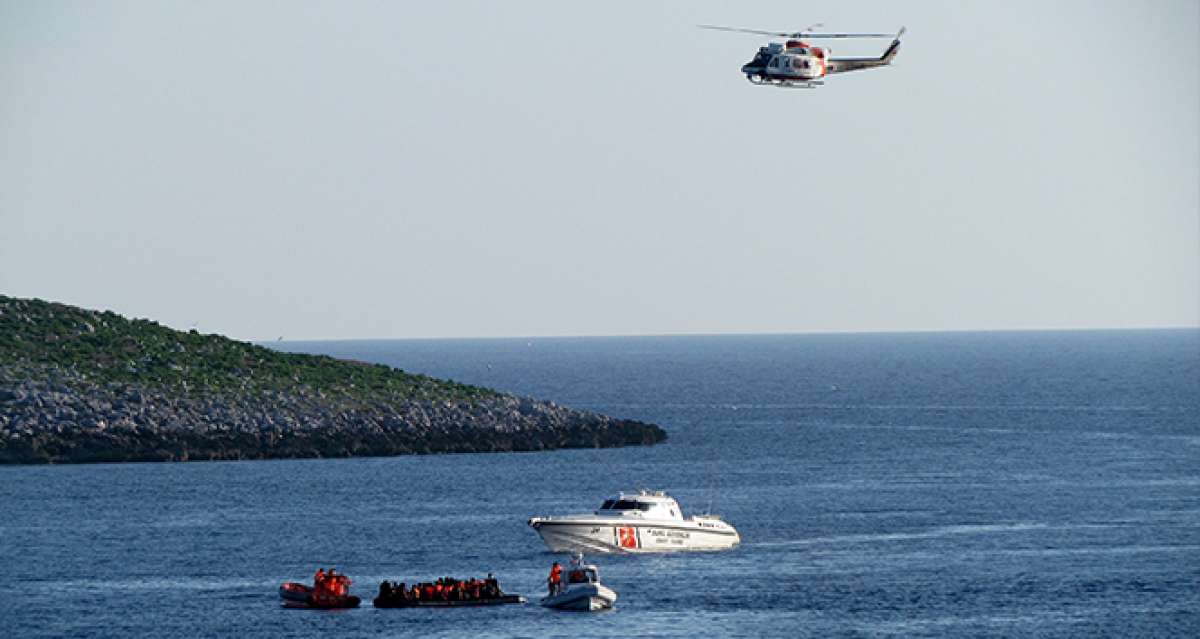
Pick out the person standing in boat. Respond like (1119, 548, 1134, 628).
(548, 561, 563, 595)
(312, 568, 335, 606)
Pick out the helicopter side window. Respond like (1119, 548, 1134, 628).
(769, 58, 779, 69)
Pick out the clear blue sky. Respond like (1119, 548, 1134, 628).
(2, 1, 1197, 339)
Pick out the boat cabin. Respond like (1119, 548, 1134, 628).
(567, 564, 599, 585)
(594, 490, 683, 520)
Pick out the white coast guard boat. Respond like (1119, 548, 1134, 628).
(528, 490, 740, 553)
(540, 554, 617, 612)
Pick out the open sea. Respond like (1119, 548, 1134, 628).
(2, 330, 1198, 637)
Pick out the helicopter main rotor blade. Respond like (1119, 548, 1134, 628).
(697, 24, 791, 37)
(698, 24, 897, 39)
(793, 32, 895, 39)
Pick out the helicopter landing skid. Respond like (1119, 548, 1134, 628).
(745, 75, 823, 89)
(778, 80, 823, 89)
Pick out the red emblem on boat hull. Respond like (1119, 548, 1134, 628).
(618, 526, 638, 549)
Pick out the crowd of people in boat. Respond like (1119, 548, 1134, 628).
(311, 568, 352, 604)
(375, 574, 505, 605)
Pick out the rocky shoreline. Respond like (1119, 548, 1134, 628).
(0, 365, 665, 464)
(0, 295, 667, 464)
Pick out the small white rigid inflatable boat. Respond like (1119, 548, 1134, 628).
(540, 555, 617, 612)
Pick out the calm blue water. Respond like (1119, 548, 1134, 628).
(3, 331, 1198, 637)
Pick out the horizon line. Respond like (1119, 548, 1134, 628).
(258, 324, 1200, 344)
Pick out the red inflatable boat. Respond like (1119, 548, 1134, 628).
(279, 582, 361, 609)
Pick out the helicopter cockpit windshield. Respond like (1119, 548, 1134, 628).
(744, 47, 772, 69)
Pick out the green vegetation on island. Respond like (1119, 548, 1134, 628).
(0, 296, 494, 402)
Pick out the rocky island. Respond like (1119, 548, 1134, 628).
(0, 295, 666, 464)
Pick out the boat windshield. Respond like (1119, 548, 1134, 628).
(600, 499, 652, 511)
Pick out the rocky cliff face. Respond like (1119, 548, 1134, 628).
(0, 296, 666, 464)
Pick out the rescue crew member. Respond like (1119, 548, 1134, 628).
(548, 561, 563, 595)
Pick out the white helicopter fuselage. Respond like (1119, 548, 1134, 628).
(730, 28, 904, 88)
(742, 41, 828, 83)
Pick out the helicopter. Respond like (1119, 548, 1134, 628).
(700, 23, 906, 88)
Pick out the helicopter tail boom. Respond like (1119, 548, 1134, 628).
(825, 27, 904, 75)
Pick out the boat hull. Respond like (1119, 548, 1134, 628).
(529, 519, 740, 553)
(540, 583, 617, 611)
(279, 582, 312, 604)
(374, 594, 525, 608)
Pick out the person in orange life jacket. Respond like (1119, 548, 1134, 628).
(322, 568, 347, 597)
(548, 561, 563, 595)
(310, 569, 333, 605)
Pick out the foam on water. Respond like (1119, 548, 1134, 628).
(751, 522, 1054, 548)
